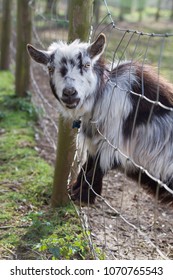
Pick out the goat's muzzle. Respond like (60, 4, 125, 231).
(61, 87, 80, 109)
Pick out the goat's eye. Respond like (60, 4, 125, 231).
(83, 63, 90, 68)
(48, 66, 55, 74)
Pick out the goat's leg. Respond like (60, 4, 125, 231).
(70, 155, 94, 191)
(69, 155, 104, 204)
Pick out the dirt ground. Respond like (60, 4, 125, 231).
(31, 61, 173, 260)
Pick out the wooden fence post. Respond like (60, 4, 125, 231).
(51, 0, 93, 207)
(15, 0, 32, 97)
(0, 0, 12, 70)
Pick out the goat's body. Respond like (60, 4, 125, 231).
(79, 61, 173, 189)
(27, 34, 173, 202)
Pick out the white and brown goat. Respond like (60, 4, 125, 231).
(27, 34, 173, 203)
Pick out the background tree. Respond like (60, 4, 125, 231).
(45, 0, 57, 16)
(15, 0, 32, 97)
(170, 0, 173, 20)
(155, 0, 162, 21)
(51, 0, 93, 207)
(0, 0, 12, 70)
(119, 0, 133, 21)
(93, 0, 101, 25)
(137, 0, 147, 22)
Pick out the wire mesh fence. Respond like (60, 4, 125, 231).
(8, 0, 173, 259)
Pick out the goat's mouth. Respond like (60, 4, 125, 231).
(61, 97, 80, 109)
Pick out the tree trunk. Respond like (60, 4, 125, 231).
(15, 0, 32, 97)
(119, 0, 133, 21)
(45, 0, 57, 16)
(155, 0, 161, 22)
(93, 0, 101, 25)
(51, 0, 93, 207)
(137, 0, 147, 22)
(68, 0, 93, 42)
(0, 0, 12, 70)
(170, 0, 173, 21)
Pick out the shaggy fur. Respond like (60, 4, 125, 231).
(27, 34, 173, 203)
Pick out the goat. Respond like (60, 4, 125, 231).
(27, 33, 173, 203)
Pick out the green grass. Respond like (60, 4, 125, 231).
(0, 71, 96, 260)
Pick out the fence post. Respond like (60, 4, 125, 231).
(15, 0, 32, 97)
(0, 0, 12, 70)
(51, 0, 93, 207)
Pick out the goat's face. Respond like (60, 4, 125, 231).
(27, 34, 106, 118)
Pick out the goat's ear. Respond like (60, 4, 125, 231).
(27, 44, 50, 65)
(87, 33, 106, 60)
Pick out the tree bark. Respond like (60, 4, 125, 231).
(93, 0, 101, 25)
(15, 0, 32, 97)
(68, 0, 93, 42)
(51, 0, 93, 207)
(0, 0, 12, 70)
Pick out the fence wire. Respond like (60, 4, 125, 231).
(23, 0, 173, 259)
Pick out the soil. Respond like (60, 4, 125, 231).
(30, 61, 173, 260)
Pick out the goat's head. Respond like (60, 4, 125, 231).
(27, 34, 106, 118)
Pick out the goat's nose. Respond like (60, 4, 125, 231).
(62, 87, 77, 97)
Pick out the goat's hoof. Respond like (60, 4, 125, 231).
(68, 183, 96, 204)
